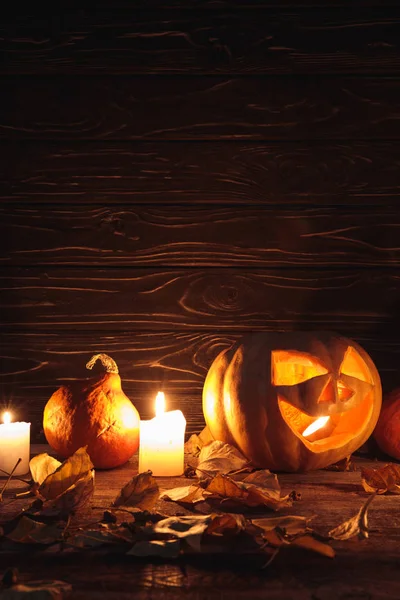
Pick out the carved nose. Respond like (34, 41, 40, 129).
(337, 379, 354, 402)
(318, 377, 354, 404)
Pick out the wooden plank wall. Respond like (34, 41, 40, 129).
(1, 3, 399, 441)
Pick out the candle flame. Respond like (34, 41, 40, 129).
(302, 415, 330, 437)
(155, 392, 165, 417)
(3, 411, 12, 425)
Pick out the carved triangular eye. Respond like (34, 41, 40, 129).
(339, 346, 373, 384)
(271, 351, 329, 386)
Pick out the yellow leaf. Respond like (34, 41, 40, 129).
(39, 447, 93, 501)
(50, 470, 95, 514)
(29, 454, 61, 486)
(113, 471, 159, 510)
(161, 485, 208, 505)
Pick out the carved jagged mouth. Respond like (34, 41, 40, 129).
(278, 393, 374, 452)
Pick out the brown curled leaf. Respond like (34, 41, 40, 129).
(113, 471, 159, 511)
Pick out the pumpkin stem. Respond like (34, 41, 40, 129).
(86, 353, 119, 374)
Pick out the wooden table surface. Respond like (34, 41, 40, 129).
(1, 445, 400, 600)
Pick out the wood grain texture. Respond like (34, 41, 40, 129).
(1, 267, 399, 332)
(1, 8, 399, 75)
(1, 205, 400, 267)
(2, 450, 400, 599)
(2, 141, 400, 205)
(0, 331, 398, 442)
(2, 76, 400, 140)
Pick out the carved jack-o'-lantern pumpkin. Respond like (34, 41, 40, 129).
(203, 332, 381, 472)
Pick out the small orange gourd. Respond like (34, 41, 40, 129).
(43, 353, 140, 469)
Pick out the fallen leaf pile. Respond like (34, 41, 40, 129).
(162, 440, 294, 511)
(0, 437, 379, 566)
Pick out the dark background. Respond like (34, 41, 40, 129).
(1, 2, 399, 442)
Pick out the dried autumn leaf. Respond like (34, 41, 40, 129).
(328, 493, 376, 540)
(113, 471, 159, 510)
(29, 455, 62, 486)
(161, 485, 209, 505)
(245, 486, 290, 510)
(207, 473, 246, 501)
(5, 516, 64, 545)
(39, 448, 93, 501)
(153, 514, 212, 551)
(206, 513, 246, 536)
(154, 514, 211, 538)
(0, 580, 72, 599)
(184, 426, 214, 456)
(206, 473, 290, 510)
(324, 456, 353, 472)
(252, 515, 310, 536)
(245, 488, 290, 510)
(50, 470, 95, 514)
(241, 470, 282, 501)
(127, 539, 180, 558)
(196, 441, 249, 480)
(361, 463, 400, 494)
(260, 528, 284, 547)
(256, 522, 334, 559)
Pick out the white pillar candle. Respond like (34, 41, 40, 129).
(139, 392, 186, 476)
(0, 412, 31, 476)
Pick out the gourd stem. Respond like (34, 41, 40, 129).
(86, 353, 119, 374)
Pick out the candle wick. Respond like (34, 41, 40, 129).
(0, 457, 22, 502)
